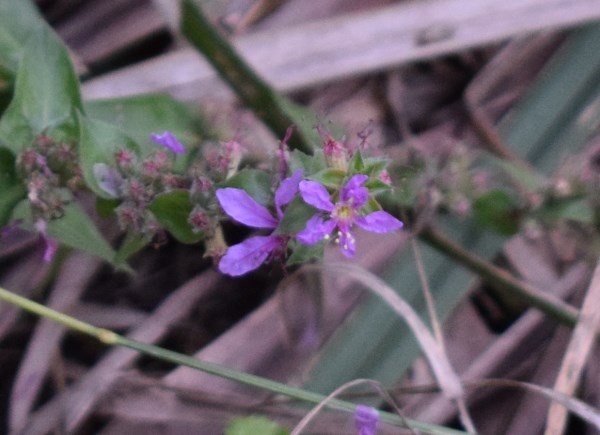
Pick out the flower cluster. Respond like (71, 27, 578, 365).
(15, 135, 82, 262)
(214, 131, 403, 276)
(94, 133, 188, 235)
(17, 135, 82, 220)
(89, 128, 403, 276)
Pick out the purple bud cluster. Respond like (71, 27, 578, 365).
(17, 135, 82, 220)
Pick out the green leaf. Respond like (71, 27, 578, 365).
(78, 114, 139, 198)
(12, 200, 117, 264)
(0, 24, 83, 150)
(0, 0, 45, 76)
(0, 147, 26, 226)
(219, 169, 272, 206)
(85, 94, 208, 172)
(290, 149, 326, 174)
(287, 240, 323, 266)
(225, 416, 288, 435)
(364, 157, 390, 176)
(277, 196, 316, 235)
(95, 197, 120, 219)
(114, 231, 152, 268)
(348, 150, 365, 173)
(148, 190, 203, 244)
(472, 189, 520, 235)
(365, 178, 392, 196)
(309, 168, 345, 188)
(491, 157, 547, 194)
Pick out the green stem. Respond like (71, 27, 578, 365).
(180, 0, 315, 154)
(420, 226, 579, 327)
(0, 286, 465, 435)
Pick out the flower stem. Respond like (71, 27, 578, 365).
(0, 285, 466, 435)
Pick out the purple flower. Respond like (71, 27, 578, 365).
(297, 174, 403, 257)
(216, 170, 303, 276)
(150, 131, 186, 154)
(34, 219, 59, 263)
(355, 405, 379, 435)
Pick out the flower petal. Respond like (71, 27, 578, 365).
(297, 215, 336, 245)
(216, 188, 278, 229)
(355, 211, 403, 233)
(42, 237, 59, 263)
(275, 169, 303, 218)
(219, 235, 283, 276)
(338, 229, 356, 258)
(299, 180, 334, 212)
(341, 174, 369, 207)
(355, 405, 379, 435)
(150, 131, 186, 154)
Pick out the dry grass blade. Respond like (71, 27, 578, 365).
(83, 0, 600, 101)
(310, 262, 464, 400)
(544, 259, 600, 435)
(472, 379, 600, 431)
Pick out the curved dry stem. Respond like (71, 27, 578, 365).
(301, 262, 464, 400)
(290, 378, 418, 435)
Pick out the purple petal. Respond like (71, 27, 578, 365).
(355, 211, 403, 233)
(275, 169, 303, 218)
(341, 174, 369, 208)
(216, 188, 278, 229)
(297, 215, 336, 245)
(338, 229, 356, 258)
(355, 405, 379, 435)
(219, 235, 283, 276)
(150, 131, 186, 154)
(299, 180, 334, 212)
(43, 237, 59, 263)
(93, 163, 123, 198)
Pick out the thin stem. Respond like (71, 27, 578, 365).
(411, 237, 445, 346)
(419, 226, 580, 327)
(410, 238, 477, 434)
(0, 286, 466, 435)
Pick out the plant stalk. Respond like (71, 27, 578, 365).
(0, 285, 465, 435)
(420, 226, 580, 327)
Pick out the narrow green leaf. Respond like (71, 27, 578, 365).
(364, 157, 390, 176)
(149, 190, 203, 244)
(349, 150, 365, 173)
